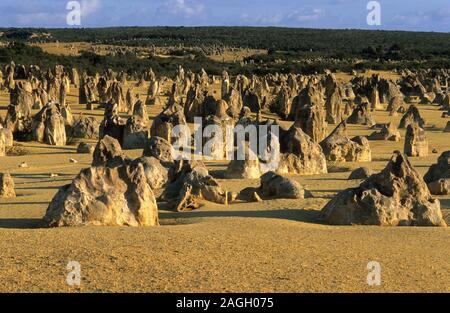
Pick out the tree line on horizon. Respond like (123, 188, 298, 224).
(1, 27, 449, 77)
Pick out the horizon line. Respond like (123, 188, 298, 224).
(0, 25, 449, 35)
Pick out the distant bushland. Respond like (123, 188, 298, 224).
(1, 27, 449, 76)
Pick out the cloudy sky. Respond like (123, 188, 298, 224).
(0, 0, 449, 32)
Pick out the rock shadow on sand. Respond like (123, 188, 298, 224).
(0, 218, 44, 229)
(160, 208, 324, 224)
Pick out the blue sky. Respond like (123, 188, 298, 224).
(0, 0, 449, 32)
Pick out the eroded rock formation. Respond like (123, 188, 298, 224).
(0, 173, 15, 198)
(44, 160, 159, 227)
(368, 122, 401, 142)
(404, 123, 428, 157)
(321, 152, 446, 226)
(32, 102, 67, 146)
(161, 160, 232, 212)
(320, 122, 371, 163)
(424, 151, 450, 195)
(277, 124, 328, 175)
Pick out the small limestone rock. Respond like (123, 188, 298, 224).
(294, 100, 328, 143)
(70, 116, 99, 139)
(122, 100, 150, 150)
(134, 156, 168, 190)
(92, 135, 128, 167)
(0, 127, 13, 147)
(277, 123, 328, 175)
(161, 160, 228, 212)
(404, 123, 428, 157)
(387, 96, 404, 116)
(348, 167, 373, 180)
(76, 142, 94, 154)
(32, 102, 67, 146)
(99, 102, 126, 143)
(427, 179, 450, 195)
(0, 173, 16, 198)
(143, 136, 174, 165)
(346, 103, 375, 126)
(259, 171, 308, 199)
(228, 191, 238, 203)
(224, 143, 261, 179)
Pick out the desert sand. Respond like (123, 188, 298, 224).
(0, 79, 449, 293)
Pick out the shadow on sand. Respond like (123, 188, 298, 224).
(160, 208, 324, 224)
(0, 209, 324, 229)
(0, 218, 45, 229)
(24, 144, 77, 152)
(440, 198, 450, 209)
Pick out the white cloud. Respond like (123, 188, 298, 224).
(156, 0, 204, 18)
(288, 8, 324, 23)
(240, 8, 325, 26)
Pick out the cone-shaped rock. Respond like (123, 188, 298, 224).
(92, 135, 128, 167)
(320, 122, 371, 163)
(278, 124, 328, 175)
(346, 103, 375, 126)
(368, 122, 401, 141)
(404, 123, 428, 157)
(399, 105, 425, 129)
(143, 136, 174, 165)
